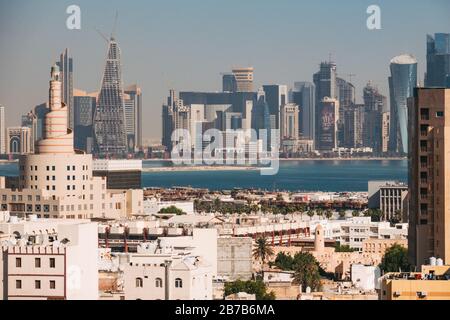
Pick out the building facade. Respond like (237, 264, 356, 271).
(232, 67, 254, 92)
(0, 105, 6, 154)
(408, 88, 450, 266)
(426, 33, 450, 88)
(6, 127, 32, 155)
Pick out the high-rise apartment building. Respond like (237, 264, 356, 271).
(343, 104, 364, 148)
(0, 105, 5, 154)
(232, 67, 254, 92)
(124, 85, 143, 152)
(426, 33, 450, 88)
(316, 97, 339, 151)
(336, 77, 355, 147)
(56, 48, 74, 129)
(408, 88, 450, 266)
(94, 37, 128, 157)
(292, 82, 315, 141)
(21, 112, 37, 153)
(388, 54, 417, 155)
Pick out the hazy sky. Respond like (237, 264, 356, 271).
(1, 0, 449, 141)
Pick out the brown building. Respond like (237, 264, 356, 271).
(408, 88, 450, 266)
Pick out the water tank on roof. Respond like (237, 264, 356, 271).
(429, 257, 437, 266)
(436, 258, 444, 266)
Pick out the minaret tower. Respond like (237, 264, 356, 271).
(36, 64, 74, 154)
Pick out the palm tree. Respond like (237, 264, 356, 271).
(253, 237, 274, 274)
(338, 210, 346, 219)
(325, 209, 333, 220)
(316, 208, 324, 218)
(306, 210, 315, 219)
(352, 210, 360, 217)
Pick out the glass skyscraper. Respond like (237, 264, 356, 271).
(94, 37, 128, 156)
(388, 54, 417, 155)
(426, 33, 450, 88)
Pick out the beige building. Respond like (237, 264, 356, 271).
(280, 103, 299, 141)
(6, 127, 32, 155)
(232, 67, 254, 92)
(408, 88, 450, 266)
(379, 265, 450, 300)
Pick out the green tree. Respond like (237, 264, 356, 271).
(253, 237, 274, 272)
(292, 252, 322, 291)
(272, 252, 294, 270)
(316, 208, 324, 217)
(306, 210, 315, 218)
(325, 209, 333, 220)
(158, 206, 186, 215)
(338, 210, 346, 219)
(352, 210, 360, 217)
(379, 244, 411, 273)
(224, 280, 276, 300)
(335, 243, 355, 252)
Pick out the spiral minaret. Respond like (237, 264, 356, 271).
(36, 64, 74, 154)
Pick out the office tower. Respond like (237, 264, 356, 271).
(232, 67, 254, 92)
(388, 54, 418, 155)
(336, 77, 355, 146)
(124, 84, 143, 151)
(292, 82, 315, 141)
(262, 85, 288, 130)
(426, 33, 450, 88)
(251, 89, 271, 134)
(222, 73, 237, 92)
(316, 97, 339, 151)
(161, 90, 191, 152)
(343, 104, 364, 148)
(56, 48, 74, 129)
(363, 82, 388, 154)
(74, 91, 96, 153)
(280, 103, 299, 140)
(6, 127, 32, 155)
(408, 88, 450, 266)
(94, 37, 128, 157)
(32, 103, 48, 142)
(0, 105, 5, 154)
(313, 61, 338, 145)
(21, 112, 38, 153)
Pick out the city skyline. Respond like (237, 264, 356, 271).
(1, 0, 449, 141)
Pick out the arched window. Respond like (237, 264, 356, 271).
(135, 277, 143, 288)
(155, 278, 163, 288)
(175, 278, 183, 288)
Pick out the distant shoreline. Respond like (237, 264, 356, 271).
(144, 157, 407, 162)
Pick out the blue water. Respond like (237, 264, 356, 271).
(0, 160, 408, 192)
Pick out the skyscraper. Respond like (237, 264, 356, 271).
(232, 67, 254, 92)
(408, 88, 450, 266)
(388, 54, 417, 155)
(94, 37, 128, 157)
(316, 97, 339, 151)
(292, 82, 315, 141)
(21, 111, 37, 153)
(56, 48, 74, 129)
(124, 85, 143, 152)
(262, 85, 288, 130)
(222, 73, 237, 92)
(363, 82, 388, 154)
(336, 77, 355, 147)
(6, 127, 32, 155)
(313, 62, 337, 146)
(426, 33, 450, 88)
(74, 90, 96, 153)
(343, 104, 364, 148)
(280, 103, 299, 140)
(0, 105, 5, 154)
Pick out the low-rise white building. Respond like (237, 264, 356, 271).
(0, 215, 98, 300)
(351, 264, 381, 292)
(144, 198, 195, 215)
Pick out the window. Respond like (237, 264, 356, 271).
(155, 278, 163, 288)
(50, 280, 56, 289)
(67, 166, 70, 171)
(16, 280, 22, 289)
(35, 258, 41, 268)
(46, 166, 50, 171)
(436, 111, 444, 118)
(52, 166, 55, 171)
(16, 257, 22, 268)
(136, 278, 143, 288)
(35, 280, 41, 289)
(50, 258, 56, 268)
(175, 278, 183, 288)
